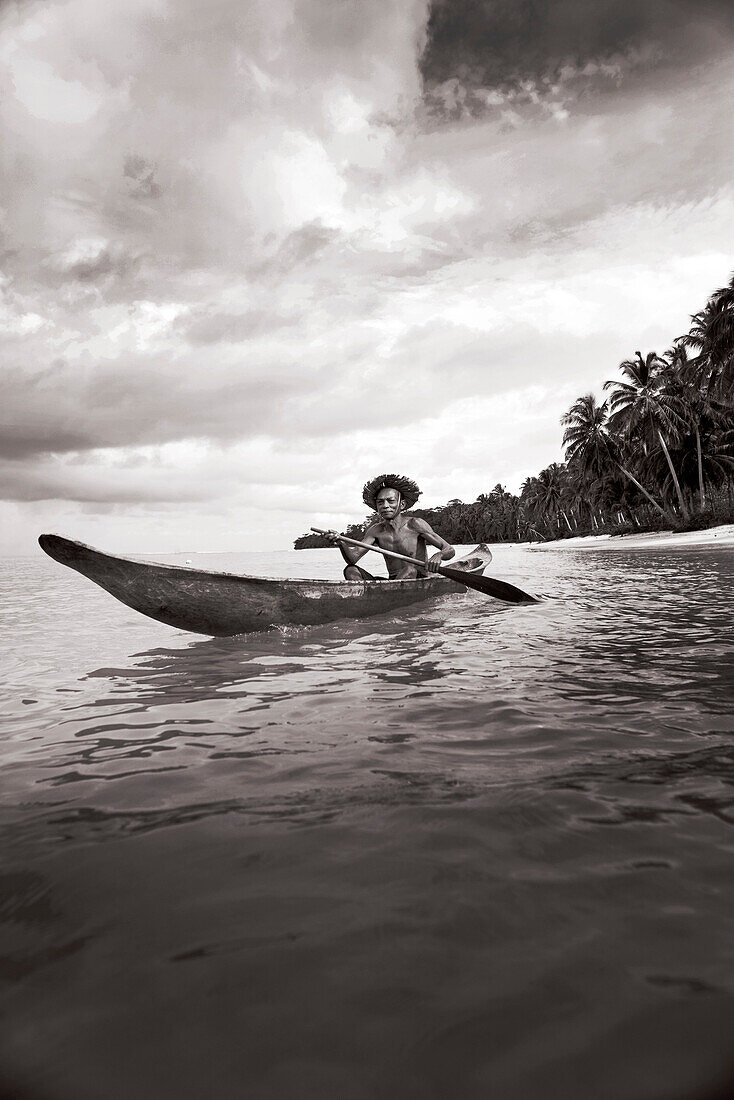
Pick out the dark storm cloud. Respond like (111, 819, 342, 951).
(422, 0, 734, 89)
(0, 460, 211, 503)
(0, 358, 320, 459)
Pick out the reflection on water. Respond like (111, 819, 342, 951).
(1, 545, 734, 1099)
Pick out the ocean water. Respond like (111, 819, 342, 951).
(1, 542, 734, 1100)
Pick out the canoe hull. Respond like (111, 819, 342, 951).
(38, 535, 487, 636)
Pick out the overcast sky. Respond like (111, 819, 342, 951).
(2, 0, 734, 553)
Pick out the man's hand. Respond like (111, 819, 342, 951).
(322, 529, 343, 545)
(427, 546, 455, 572)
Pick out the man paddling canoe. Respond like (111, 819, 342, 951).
(324, 473, 456, 580)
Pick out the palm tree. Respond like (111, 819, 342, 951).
(473, 493, 495, 541)
(531, 463, 573, 534)
(443, 499, 473, 543)
(561, 392, 671, 520)
(561, 394, 612, 478)
(520, 477, 549, 538)
(662, 344, 718, 508)
(681, 273, 734, 402)
(603, 351, 689, 521)
(488, 484, 517, 540)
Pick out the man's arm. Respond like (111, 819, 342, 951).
(411, 518, 456, 572)
(324, 526, 378, 566)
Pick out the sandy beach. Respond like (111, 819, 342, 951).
(527, 523, 734, 551)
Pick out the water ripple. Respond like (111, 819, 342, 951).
(2, 545, 734, 1099)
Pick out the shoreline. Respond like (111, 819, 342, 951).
(525, 523, 734, 552)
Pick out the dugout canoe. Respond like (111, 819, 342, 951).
(38, 534, 493, 637)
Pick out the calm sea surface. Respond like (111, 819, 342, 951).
(1, 543, 734, 1100)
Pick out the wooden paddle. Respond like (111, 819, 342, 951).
(311, 528, 537, 604)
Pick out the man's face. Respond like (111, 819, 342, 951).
(376, 488, 401, 520)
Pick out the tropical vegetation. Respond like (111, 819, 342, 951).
(295, 272, 734, 547)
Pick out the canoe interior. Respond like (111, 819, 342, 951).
(38, 535, 493, 637)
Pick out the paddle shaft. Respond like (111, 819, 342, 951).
(310, 527, 538, 604)
(311, 528, 438, 570)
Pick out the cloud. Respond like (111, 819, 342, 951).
(2, 0, 734, 550)
(423, 43, 665, 126)
(422, 0, 734, 92)
(0, 455, 215, 504)
(0, 350, 323, 459)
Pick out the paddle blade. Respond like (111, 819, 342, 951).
(438, 564, 538, 604)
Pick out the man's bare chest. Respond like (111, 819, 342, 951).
(375, 524, 424, 558)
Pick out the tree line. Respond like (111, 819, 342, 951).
(295, 272, 734, 547)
